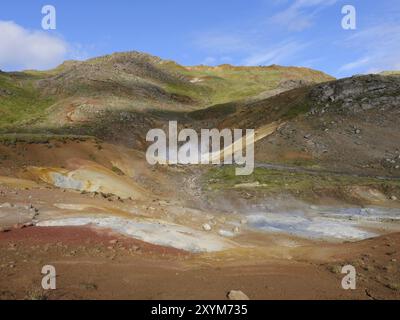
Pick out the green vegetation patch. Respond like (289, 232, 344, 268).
(0, 74, 55, 128)
(205, 166, 400, 193)
(0, 133, 94, 145)
(165, 65, 332, 107)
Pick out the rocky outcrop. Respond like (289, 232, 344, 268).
(309, 74, 400, 114)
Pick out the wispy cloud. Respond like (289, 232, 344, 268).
(338, 24, 400, 74)
(192, 0, 342, 68)
(242, 40, 308, 66)
(193, 32, 255, 55)
(269, 0, 338, 32)
(0, 21, 68, 71)
(193, 30, 309, 67)
(337, 57, 370, 73)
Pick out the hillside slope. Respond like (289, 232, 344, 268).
(0, 51, 333, 131)
(198, 74, 400, 177)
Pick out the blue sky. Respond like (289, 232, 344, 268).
(0, 0, 399, 77)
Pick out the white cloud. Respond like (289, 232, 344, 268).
(337, 57, 370, 73)
(338, 24, 400, 74)
(194, 29, 309, 67)
(242, 41, 308, 66)
(192, 1, 330, 67)
(269, 0, 338, 32)
(0, 20, 68, 71)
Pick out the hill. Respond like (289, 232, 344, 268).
(187, 74, 400, 177)
(1, 53, 400, 176)
(0, 51, 333, 131)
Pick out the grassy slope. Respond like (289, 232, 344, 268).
(0, 52, 334, 133)
(0, 73, 54, 129)
(167, 64, 333, 106)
